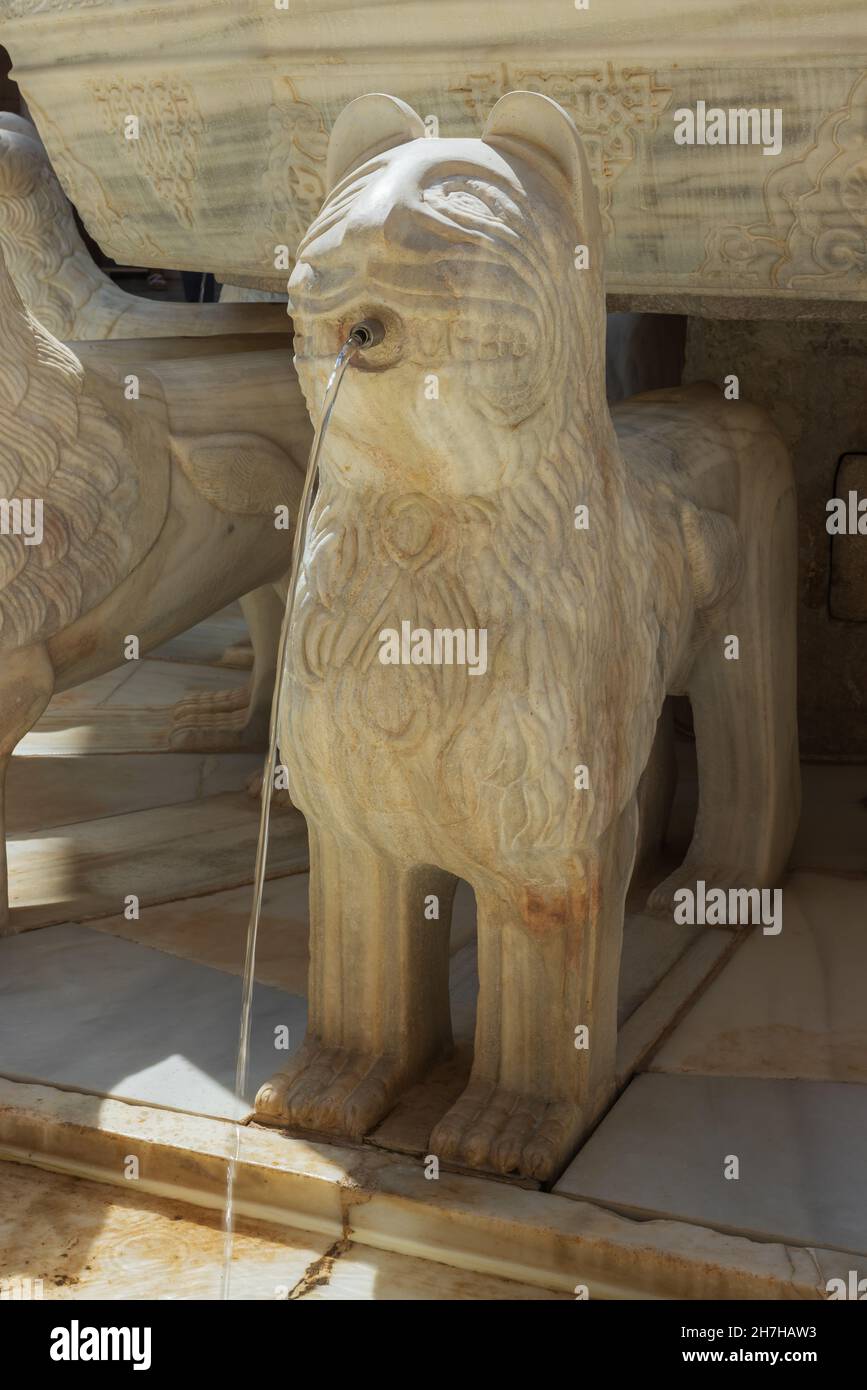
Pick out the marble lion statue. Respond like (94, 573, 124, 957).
(255, 91, 800, 1181)
(0, 113, 294, 755)
(0, 235, 310, 931)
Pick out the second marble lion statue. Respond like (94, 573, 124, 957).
(256, 91, 799, 1181)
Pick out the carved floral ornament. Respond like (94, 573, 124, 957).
(260, 64, 867, 297)
(13, 51, 865, 298)
(451, 64, 673, 234)
(257, 66, 672, 248)
(24, 95, 163, 261)
(267, 78, 329, 249)
(698, 71, 867, 292)
(88, 78, 205, 230)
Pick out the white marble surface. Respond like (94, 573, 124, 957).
(618, 911, 703, 1024)
(0, 923, 306, 1119)
(649, 872, 867, 1082)
(0, 877, 714, 1160)
(6, 793, 307, 933)
(7, 751, 260, 834)
(554, 1072, 867, 1255)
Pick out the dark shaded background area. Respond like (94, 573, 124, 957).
(0, 46, 19, 114)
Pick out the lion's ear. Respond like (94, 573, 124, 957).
(482, 91, 601, 241)
(326, 93, 426, 193)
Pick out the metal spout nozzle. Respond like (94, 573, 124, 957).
(348, 318, 385, 350)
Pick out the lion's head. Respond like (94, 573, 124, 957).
(288, 92, 609, 496)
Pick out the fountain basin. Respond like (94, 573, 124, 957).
(0, 1077, 849, 1300)
(2, 0, 865, 309)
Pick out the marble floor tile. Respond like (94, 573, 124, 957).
(7, 752, 260, 834)
(88, 873, 314, 996)
(7, 794, 307, 932)
(554, 1072, 867, 1255)
(618, 911, 703, 1024)
(0, 924, 306, 1119)
(648, 872, 867, 1082)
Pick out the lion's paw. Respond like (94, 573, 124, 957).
(429, 1080, 582, 1183)
(168, 684, 268, 752)
(255, 1045, 409, 1139)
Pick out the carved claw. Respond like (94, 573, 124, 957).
(168, 684, 269, 752)
(430, 1080, 583, 1183)
(255, 1046, 410, 1139)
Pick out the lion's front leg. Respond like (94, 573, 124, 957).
(256, 828, 456, 1138)
(431, 800, 638, 1183)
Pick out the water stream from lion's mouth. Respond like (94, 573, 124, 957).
(220, 325, 380, 1299)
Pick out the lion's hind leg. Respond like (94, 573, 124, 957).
(648, 446, 800, 919)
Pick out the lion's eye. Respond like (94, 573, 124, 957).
(444, 190, 491, 217)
